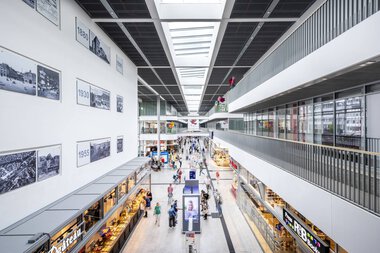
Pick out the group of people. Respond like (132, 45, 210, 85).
(143, 136, 224, 229)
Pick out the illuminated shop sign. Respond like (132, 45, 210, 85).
(230, 159, 238, 170)
(48, 228, 82, 253)
(283, 209, 329, 253)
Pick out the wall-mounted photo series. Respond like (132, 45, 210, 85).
(117, 136, 123, 153)
(23, 0, 60, 26)
(0, 47, 61, 100)
(0, 145, 61, 195)
(116, 55, 123, 74)
(75, 17, 111, 64)
(116, 95, 123, 113)
(77, 138, 111, 167)
(77, 79, 110, 110)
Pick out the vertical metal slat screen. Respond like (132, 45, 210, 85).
(226, 0, 380, 103)
(214, 130, 380, 216)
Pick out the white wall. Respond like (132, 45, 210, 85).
(214, 136, 380, 253)
(229, 10, 380, 112)
(0, 1, 138, 229)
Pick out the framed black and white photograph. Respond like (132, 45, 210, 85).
(36, 0, 60, 26)
(90, 138, 111, 163)
(116, 55, 123, 74)
(117, 136, 123, 153)
(23, 0, 36, 8)
(0, 151, 36, 195)
(116, 95, 123, 113)
(89, 31, 111, 64)
(90, 85, 110, 110)
(37, 65, 60, 100)
(77, 79, 91, 106)
(0, 48, 37, 96)
(75, 18, 90, 49)
(37, 145, 60, 181)
(77, 141, 91, 167)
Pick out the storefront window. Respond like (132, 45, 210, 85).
(268, 109, 274, 137)
(335, 96, 362, 149)
(314, 101, 322, 143)
(286, 104, 298, 141)
(257, 111, 263, 136)
(103, 188, 117, 215)
(298, 100, 313, 143)
(128, 174, 136, 191)
(251, 113, 257, 135)
(83, 187, 147, 253)
(277, 107, 286, 139)
(322, 100, 334, 146)
(84, 201, 102, 232)
(118, 180, 127, 199)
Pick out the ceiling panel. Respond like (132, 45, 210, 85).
(270, 0, 317, 18)
(138, 68, 162, 84)
(222, 67, 250, 84)
(231, 0, 272, 18)
(204, 86, 220, 94)
(215, 23, 258, 66)
(123, 23, 169, 66)
(74, 0, 111, 18)
(208, 68, 230, 84)
(98, 23, 147, 66)
(237, 22, 293, 66)
(155, 68, 177, 85)
(167, 86, 182, 95)
(108, 0, 151, 18)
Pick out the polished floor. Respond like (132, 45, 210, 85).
(122, 140, 263, 253)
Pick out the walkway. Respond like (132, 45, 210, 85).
(122, 138, 263, 253)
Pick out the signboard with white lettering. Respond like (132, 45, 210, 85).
(49, 228, 82, 253)
(75, 18, 90, 49)
(283, 208, 329, 253)
(76, 79, 90, 106)
(77, 141, 90, 167)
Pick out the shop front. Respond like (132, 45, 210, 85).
(236, 163, 347, 253)
(0, 157, 151, 253)
(79, 177, 149, 253)
(229, 158, 239, 198)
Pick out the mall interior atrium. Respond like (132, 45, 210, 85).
(0, 0, 380, 253)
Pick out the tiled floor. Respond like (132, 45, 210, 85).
(122, 139, 263, 253)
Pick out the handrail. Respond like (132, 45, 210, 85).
(226, 130, 380, 156)
(214, 130, 380, 216)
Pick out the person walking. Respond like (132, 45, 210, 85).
(204, 176, 211, 192)
(178, 168, 183, 184)
(154, 202, 161, 226)
(144, 194, 151, 217)
(167, 183, 174, 205)
(168, 205, 176, 228)
(216, 170, 220, 184)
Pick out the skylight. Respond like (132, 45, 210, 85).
(155, 0, 226, 113)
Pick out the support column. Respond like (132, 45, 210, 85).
(157, 96, 161, 160)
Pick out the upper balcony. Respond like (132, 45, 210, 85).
(213, 129, 380, 217)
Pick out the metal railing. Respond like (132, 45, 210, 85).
(226, 0, 380, 103)
(215, 130, 380, 215)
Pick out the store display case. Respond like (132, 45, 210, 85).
(213, 148, 229, 167)
(83, 186, 147, 253)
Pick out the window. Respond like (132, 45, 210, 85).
(286, 104, 298, 141)
(335, 96, 362, 149)
(277, 107, 286, 139)
(298, 100, 313, 143)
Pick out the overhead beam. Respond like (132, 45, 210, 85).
(145, 0, 188, 113)
(92, 18, 299, 23)
(210, 0, 281, 102)
(137, 66, 252, 68)
(98, 0, 180, 109)
(199, 0, 235, 111)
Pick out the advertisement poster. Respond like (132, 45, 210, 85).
(188, 119, 199, 131)
(182, 195, 201, 233)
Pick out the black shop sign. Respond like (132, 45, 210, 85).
(283, 208, 329, 253)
